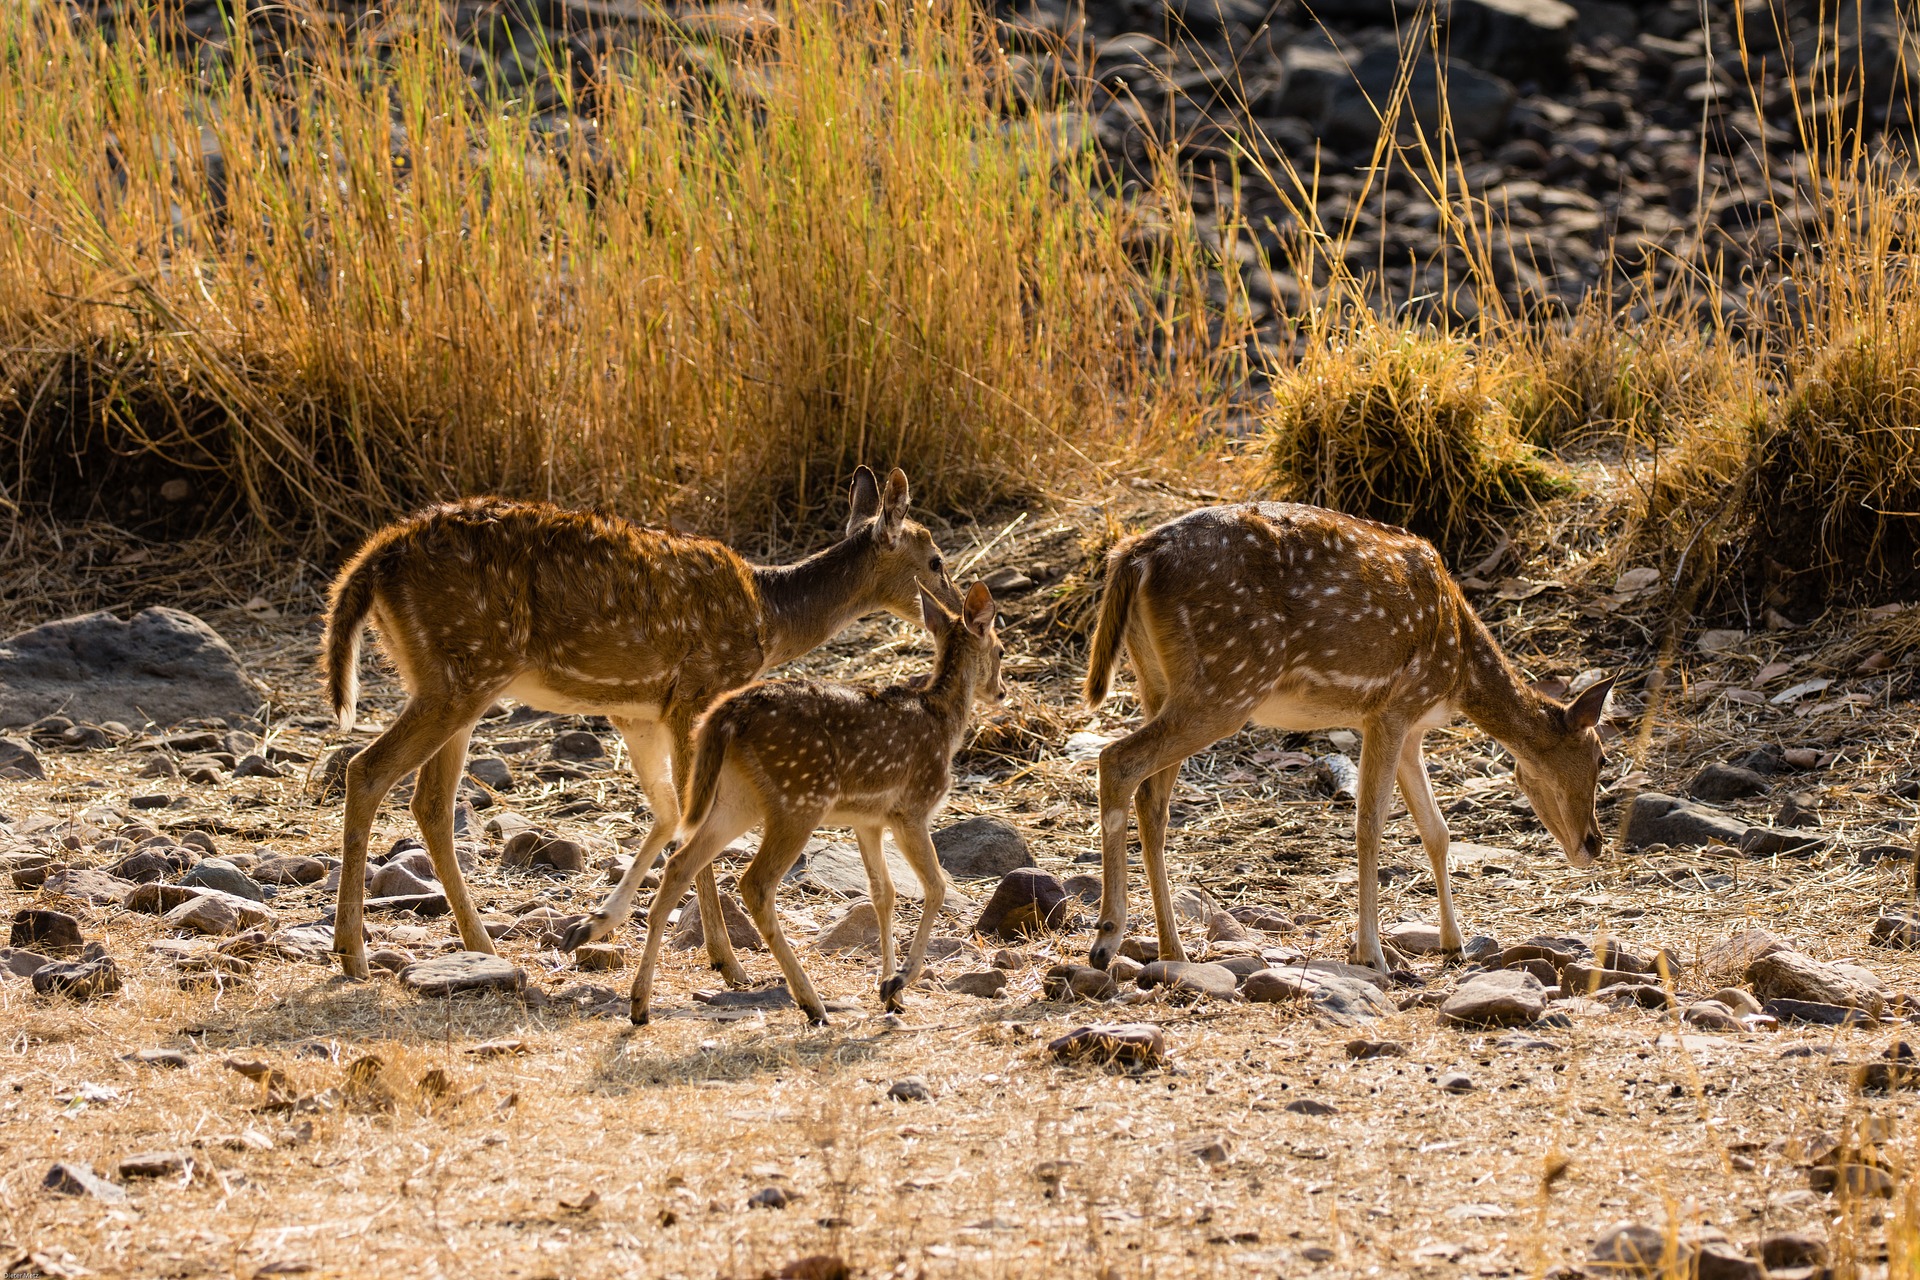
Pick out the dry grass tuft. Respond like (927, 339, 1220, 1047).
(1260, 325, 1567, 559)
(0, 0, 1231, 548)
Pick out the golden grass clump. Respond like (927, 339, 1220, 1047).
(1260, 325, 1566, 559)
(0, 0, 1228, 547)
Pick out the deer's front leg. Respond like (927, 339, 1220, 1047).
(1397, 734, 1462, 956)
(1350, 719, 1407, 973)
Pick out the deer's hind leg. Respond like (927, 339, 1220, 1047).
(336, 689, 493, 979)
(562, 716, 675, 952)
(737, 816, 830, 1025)
(852, 823, 897, 1005)
(666, 712, 753, 988)
(1351, 716, 1411, 973)
(882, 818, 947, 1011)
(630, 790, 757, 1025)
(411, 724, 496, 955)
(1088, 702, 1241, 970)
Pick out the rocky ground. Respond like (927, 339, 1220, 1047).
(2, 495, 1919, 1278)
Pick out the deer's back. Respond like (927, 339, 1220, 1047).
(1118, 503, 1469, 717)
(709, 681, 956, 819)
(356, 497, 765, 704)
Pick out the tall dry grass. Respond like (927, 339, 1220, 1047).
(0, 0, 1232, 549)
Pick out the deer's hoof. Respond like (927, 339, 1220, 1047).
(879, 976, 906, 1011)
(629, 1003, 650, 1027)
(559, 919, 600, 953)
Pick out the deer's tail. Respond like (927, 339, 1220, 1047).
(1083, 542, 1142, 709)
(677, 711, 737, 840)
(322, 548, 383, 732)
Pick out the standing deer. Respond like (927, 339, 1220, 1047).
(630, 581, 1003, 1025)
(1081, 502, 1614, 973)
(320, 467, 960, 982)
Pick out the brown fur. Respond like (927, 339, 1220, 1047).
(320, 468, 961, 983)
(632, 583, 1004, 1025)
(1082, 502, 1614, 973)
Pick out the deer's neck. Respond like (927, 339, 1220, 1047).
(916, 643, 979, 753)
(1450, 607, 1562, 759)
(751, 536, 877, 672)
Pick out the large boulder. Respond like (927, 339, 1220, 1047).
(933, 816, 1033, 879)
(974, 869, 1073, 940)
(791, 837, 927, 899)
(0, 608, 264, 729)
(1440, 970, 1550, 1027)
(1746, 951, 1890, 1018)
(1623, 793, 1749, 849)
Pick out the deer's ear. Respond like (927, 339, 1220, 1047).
(919, 586, 952, 638)
(962, 581, 996, 636)
(1565, 674, 1616, 731)
(878, 468, 910, 547)
(847, 466, 881, 537)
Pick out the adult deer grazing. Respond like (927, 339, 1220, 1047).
(631, 582, 1004, 1026)
(321, 467, 960, 982)
(1081, 503, 1614, 973)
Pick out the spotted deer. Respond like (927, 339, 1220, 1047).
(320, 467, 961, 982)
(1081, 503, 1615, 973)
(630, 582, 1004, 1026)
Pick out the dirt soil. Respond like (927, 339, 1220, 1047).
(3, 491, 1920, 1280)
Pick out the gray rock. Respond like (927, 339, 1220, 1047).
(574, 943, 625, 972)
(254, 855, 326, 886)
(1241, 967, 1391, 1025)
(465, 755, 515, 790)
(33, 956, 123, 999)
(1747, 951, 1889, 1017)
(367, 861, 438, 899)
(11, 908, 84, 955)
(549, 730, 605, 761)
(1, 947, 52, 978)
(974, 869, 1072, 939)
(1042, 963, 1118, 1001)
(1703, 927, 1788, 976)
(669, 892, 764, 952)
(128, 1047, 189, 1068)
(1682, 1001, 1743, 1032)
(0, 608, 264, 729)
(43, 1161, 126, 1201)
(1061, 873, 1103, 906)
(181, 858, 267, 902)
(1739, 827, 1829, 857)
(126, 883, 206, 915)
(1689, 762, 1770, 803)
(1284, 1098, 1339, 1116)
(932, 815, 1032, 878)
(1871, 911, 1920, 949)
(792, 837, 925, 899)
(1758, 1234, 1827, 1271)
(1441, 971, 1550, 1027)
(162, 890, 275, 936)
(1170, 884, 1222, 923)
(1135, 960, 1239, 1000)
(1045, 1023, 1166, 1069)
(0, 737, 45, 779)
(232, 752, 283, 780)
(367, 948, 414, 974)
(813, 900, 881, 953)
(1344, 1038, 1408, 1059)
(118, 1150, 190, 1179)
(1437, 1072, 1475, 1093)
(1624, 793, 1748, 849)
(946, 969, 1009, 998)
(106, 849, 181, 883)
(1588, 1223, 1675, 1274)
(887, 1076, 934, 1103)
(1808, 1164, 1895, 1198)
(1385, 921, 1448, 955)
(501, 830, 587, 873)
(398, 951, 526, 997)
(41, 867, 136, 906)
(1444, 0, 1577, 84)
(1764, 998, 1873, 1026)
(1323, 49, 1516, 148)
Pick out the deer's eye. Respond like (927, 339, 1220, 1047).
(929, 556, 943, 573)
